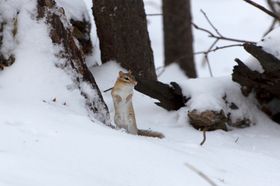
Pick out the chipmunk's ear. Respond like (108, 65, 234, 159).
(119, 71, 124, 76)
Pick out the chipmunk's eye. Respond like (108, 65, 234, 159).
(124, 77, 129, 80)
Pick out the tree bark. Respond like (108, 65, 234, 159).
(135, 79, 188, 110)
(92, 0, 157, 80)
(71, 18, 93, 56)
(232, 43, 280, 123)
(162, 0, 196, 78)
(37, 0, 111, 126)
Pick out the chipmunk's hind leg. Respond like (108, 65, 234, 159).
(127, 112, 138, 135)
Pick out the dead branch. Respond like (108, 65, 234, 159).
(155, 66, 165, 78)
(263, 0, 280, 36)
(195, 44, 243, 77)
(146, 13, 162, 16)
(200, 10, 222, 37)
(193, 10, 256, 44)
(195, 44, 244, 55)
(192, 22, 255, 44)
(243, 0, 280, 20)
(233, 43, 280, 123)
(200, 128, 207, 146)
(103, 87, 113, 93)
(263, 19, 278, 36)
(267, 0, 277, 12)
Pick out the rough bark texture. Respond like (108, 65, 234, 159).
(71, 19, 93, 56)
(92, 0, 157, 80)
(232, 43, 280, 123)
(37, 0, 111, 125)
(162, 0, 196, 78)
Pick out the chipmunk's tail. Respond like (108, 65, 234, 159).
(138, 129, 165, 139)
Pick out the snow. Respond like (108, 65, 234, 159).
(1, 0, 280, 186)
(259, 27, 280, 59)
(56, 0, 90, 21)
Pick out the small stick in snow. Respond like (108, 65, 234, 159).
(200, 128, 207, 146)
(103, 87, 113, 93)
(185, 163, 218, 186)
(235, 137, 239, 143)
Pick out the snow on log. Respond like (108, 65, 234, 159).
(143, 65, 255, 131)
(37, 0, 111, 125)
(179, 77, 256, 131)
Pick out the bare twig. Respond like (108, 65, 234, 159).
(185, 163, 218, 186)
(192, 23, 256, 44)
(103, 87, 113, 93)
(235, 137, 239, 143)
(146, 13, 162, 16)
(192, 10, 255, 77)
(263, 19, 277, 36)
(200, 128, 207, 146)
(204, 55, 214, 77)
(243, 0, 280, 20)
(267, 0, 277, 12)
(201, 39, 218, 77)
(156, 66, 166, 77)
(195, 44, 244, 55)
(200, 10, 222, 36)
(263, 0, 280, 36)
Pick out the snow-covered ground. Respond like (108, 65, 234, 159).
(1, 0, 280, 186)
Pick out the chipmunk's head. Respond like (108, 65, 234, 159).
(118, 70, 137, 86)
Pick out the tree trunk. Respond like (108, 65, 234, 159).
(37, 0, 111, 126)
(162, 0, 197, 78)
(92, 0, 157, 80)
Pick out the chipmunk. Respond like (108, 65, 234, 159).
(111, 71, 164, 138)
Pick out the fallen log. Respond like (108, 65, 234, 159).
(232, 43, 280, 123)
(135, 78, 188, 111)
